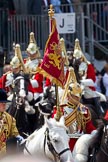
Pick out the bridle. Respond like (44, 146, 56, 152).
(44, 128, 70, 162)
(24, 127, 70, 161)
(100, 126, 108, 157)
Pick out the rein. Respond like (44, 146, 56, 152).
(24, 144, 32, 155)
(100, 146, 108, 157)
(44, 128, 70, 162)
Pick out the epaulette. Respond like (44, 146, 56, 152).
(78, 103, 88, 114)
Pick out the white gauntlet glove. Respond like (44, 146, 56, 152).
(5, 78, 13, 87)
(19, 89, 26, 98)
(25, 101, 35, 114)
(5, 73, 13, 87)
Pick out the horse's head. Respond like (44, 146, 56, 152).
(44, 116, 74, 162)
(13, 75, 29, 105)
(44, 86, 55, 100)
(24, 116, 73, 162)
(38, 99, 54, 117)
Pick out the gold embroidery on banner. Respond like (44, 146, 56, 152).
(48, 42, 61, 70)
(44, 64, 50, 68)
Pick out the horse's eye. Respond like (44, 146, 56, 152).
(53, 139, 58, 143)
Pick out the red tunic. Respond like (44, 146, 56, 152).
(45, 78, 52, 87)
(52, 105, 96, 151)
(24, 58, 43, 93)
(0, 74, 9, 93)
(69, 107, 96, 151)
(87, 64, 96, 91)
(32, 72, 43, 93)
(104, 110, 108, 120)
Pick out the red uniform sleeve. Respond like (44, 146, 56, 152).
(0, 74, 10, 92)
(33, 73, 43, 93)
(87, 64, 96, 91)
(84, 108, 96, 134)
(85, 120, 96, 134)
(0, 75, 6, 89)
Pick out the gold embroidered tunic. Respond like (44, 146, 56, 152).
(0, 112, 19, 155)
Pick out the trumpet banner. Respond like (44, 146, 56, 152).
(38, 18, 66, 88)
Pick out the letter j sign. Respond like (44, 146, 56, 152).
(54, 13, 76, 34)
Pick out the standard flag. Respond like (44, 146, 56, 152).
(38, 18, 66, 88)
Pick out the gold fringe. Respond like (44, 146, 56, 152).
(37, 66, 64, 88)
(76, 107, 91, 132)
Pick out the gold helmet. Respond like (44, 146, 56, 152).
(68, 82, 82, 98)
(10, 44, 21, 69)
(26, 32, 40, 57)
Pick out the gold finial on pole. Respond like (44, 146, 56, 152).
(48, 4, 54, 19)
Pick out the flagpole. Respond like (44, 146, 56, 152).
(48, 5, 61, 121)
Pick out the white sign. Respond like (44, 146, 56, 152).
(54, 13, 76, 34)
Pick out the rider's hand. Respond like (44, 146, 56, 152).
(16, 135, 24, 143)
(5, 73, 13, 87)
(25, 101, 35, 114)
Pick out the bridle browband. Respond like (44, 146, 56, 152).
(44, 128, 70, 162)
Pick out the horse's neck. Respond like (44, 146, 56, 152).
(27, 125, 46, 148)
(25, 125, 56, 160)
(101, 131, 106, 146)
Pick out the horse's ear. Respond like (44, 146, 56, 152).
(45, 117, 53, 129)
(59, 116, 65, 125)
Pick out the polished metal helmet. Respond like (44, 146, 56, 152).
(68, 82, 82, 98)
(10, 55, 21, 69)
(26, 32, 40, 56)
(73, 38, 83, 59)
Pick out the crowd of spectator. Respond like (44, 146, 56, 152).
(0, 0, 107, 16)
(94, 62, 108, 102)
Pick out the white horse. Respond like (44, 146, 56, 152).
(24, 116, 74, 162)
(72, 130, 97, 162)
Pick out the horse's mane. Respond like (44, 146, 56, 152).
(90, 124, 104, 149)
(13, 73, 30, 82)
(26, 117, 67, 143)
(47, 118, 67, 130)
